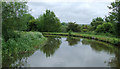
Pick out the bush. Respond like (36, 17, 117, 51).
(68, 30, 72, 36)
(60, 25, 67, 32)
(67, 22, 81, 32)
(82, 29, 88, 32)
(2, 31, 47, 58)
(96, 22, 114, 33)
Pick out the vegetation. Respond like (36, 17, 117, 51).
(40, 37, 61, 57)
(2, 31, 46, 57)
(28, 10, 62, 32)
(2, 32, 47, 67)
(2, 2, 47, 67)
(57, 2, 120, 38)
(2, 2, 29, 41)
(1, 1, 120, 67)
(95, 22, 114, 33)
(105, 2, 120, 36)
(90, 17, 104, 31)
(67, 22, 81, 32)
(43, 32, 120, 46)
(3, 1, 119, 39)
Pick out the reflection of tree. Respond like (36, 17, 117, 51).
(40, 37, 61, 57)
(107, 50, 120, 69)
(81, 39, 92, 45)
(2, 51, 34, 67)
(81, 39, 120, 68)
(66, 37, 80, 46)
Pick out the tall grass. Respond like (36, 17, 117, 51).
(2, 31, 47, 58)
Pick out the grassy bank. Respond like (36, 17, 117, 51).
(2, 31, 47, 67)
(43, 32, 120, 46)
(2, 31, 47, 58)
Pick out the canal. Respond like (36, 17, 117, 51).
(3, 36, 120, 67)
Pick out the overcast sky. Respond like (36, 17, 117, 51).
(27, 0, 114, 24)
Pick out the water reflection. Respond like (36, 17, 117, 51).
(108, 53, 120, 68)
(2, 51, 34, 67)
(2, 36, 120, 68)
(66, 37, 80, 46)
(82, 39, 118, 53)
(81, 39, 120, 68)
(40, 36, 61, 57)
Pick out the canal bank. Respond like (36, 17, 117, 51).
(2, 31, 47, 67)
(2, 36, 120, 67)
(42, 32, 120, 46)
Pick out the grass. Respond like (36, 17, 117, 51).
(2, 31, 47, 67)
(43, 32, 120, 46)
(2, 31, 47, 58)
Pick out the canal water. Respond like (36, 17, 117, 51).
(3, 36, 120, 67)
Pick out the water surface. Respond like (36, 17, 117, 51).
(3, 36, 120, 67)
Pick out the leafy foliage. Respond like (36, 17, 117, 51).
(67, 22, 81, 32)
(22, 14, 35, 31)
(37, 10, 61, 32)
(28, 19, 38, 31)
(106, 2, 120, 36)
(91, 17, 104, 30)
(2, 2, 29, 41)
(81, 25, 90, 32)
(96, 22, 114, 33)
(2, 32, 47, 67)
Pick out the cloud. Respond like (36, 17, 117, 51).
(27, 1, 112, 24)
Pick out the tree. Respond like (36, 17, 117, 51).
(106, 1, 120, 36)
(2, 2, 29, 30)
(60, 25, 67, 32)
(96, 22, 114, 33)
(61, 22, 68, 26)
(2, 2, 29, 40)
(36, 15, 44, 32)
(81, 25, 90, 32)
(67, 22, 81, 32)
(43, 10, 61, 32)
(28, 19, 38, 31)
(22, 14, 35, 31)
(91, 17, 104, 30)
(36, 10, 61, 32)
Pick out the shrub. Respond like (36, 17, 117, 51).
(96, 22, 114, 33)
(2, 32, 46, 58)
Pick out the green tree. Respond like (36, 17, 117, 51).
(106, 1, 120, 36)
(96, 22, 114, 33)
(60, 22, 68, 32)
(60, 25, 67, 32)
(43, 10, 61, 32)
(61, 22, 68, 26)
(91, 17, 104, 30)
(36, 15, 45, 32)
(67, 22, 81, 32)
(28, 19, 38, 31)
(81, 25, 90, 32)
(22, 14, 35, 31)
(2, 2, 29, 40)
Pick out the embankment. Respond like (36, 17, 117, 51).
(43, 32, 120, 46)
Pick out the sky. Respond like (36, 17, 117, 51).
(27, 0, 115, 24)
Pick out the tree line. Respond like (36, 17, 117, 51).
(2, 1, 120, 42)
(60, 2, 120, 37)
